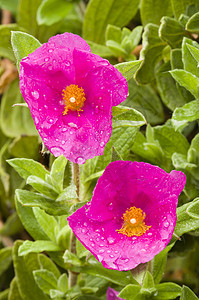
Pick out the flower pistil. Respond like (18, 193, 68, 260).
(117, 206, 151, 237)
(62, 84, 86, 116)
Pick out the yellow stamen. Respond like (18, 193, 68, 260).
(62, 84, 86, 116)
(117, 206, 151, 237)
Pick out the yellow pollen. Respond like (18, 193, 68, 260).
(116, 206, 151, 237)
(62, 84, 86, 116)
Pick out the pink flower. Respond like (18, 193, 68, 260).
(68, 161, 186, 271)
(107, 287, 124, 300)
(19, 33, 128, 164)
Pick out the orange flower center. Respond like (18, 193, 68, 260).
(117, 206, 151, 237)
(62, 84, 86, 116)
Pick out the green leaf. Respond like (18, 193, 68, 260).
(172, 99, 199, 131)
(140, 271, 156, 295)
(33, 270, 58, 295)
(11, 31, 41, 70)
(17, 0, 41, 36)
(18, 240, 61, 256)
(13, 241, 49, 300)
(0, 212, 23, 236)
(186, 43, 199, 63)
(8, 136, 39, 160)
(38, 254, 61, 279)
(105, 24, 122, 43)
(112, 105, 146, 128)
(170, 69, 199, 98)
(50, 155, 67, 192)
(182, 37, 199, 77)
(15, 197, 49, 240)
(114, 60, 143, 81)
(83, 256, 138, 286)
(135, 24, 166, 84)
(152, 282, 182, 299)
(83, 0, 140, 44)
(0, 247, 12, 276)
(186, 11, 199, 32)
(156, 62, 188, 111)
(180, 285, 199, 299)
(171, 0, 199, 19)
(26, 175, 59, 199)
(152, 244, 174, 284)
(63, 250, 82, 267)
(0, 24, 24, 60)
(37, 0, 73, 25)
(16, 189, 70, 216)
(153, 125, 189, 157)
(86, 40, 113, 58)
(7, 158, 49, 181)
(118, 284, 141, 300)
(159, 17, 187, 48)
(106, 39, 127, 57)
(33, 207, 58, 242)
(57, 274, 68, 293)
(0, 79, 37, 137)
(124, 26, 143, 53)
(186, 198, 199, 219)
(174, 200, 199, 236)
(123, 78, 164, 124)
(141, 0, 173, 26)
(8, 277, 23, 300)
(0, 0, 19, 14)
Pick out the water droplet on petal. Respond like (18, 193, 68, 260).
(108, 203, 113, 211)
(109, 254, 114, 258)
(45, 57, 49, 62)
(31, 90, 39, 99)
(164, 221, 169, 228)
(107, 237, 115, 244)
(61, 140, 65, 145)
(35, 117, 39, 124)
(68, 122, 78, 129)
(51, 147, 63, 156)
(48, 49, 53, 53)
(100, 141, 105, 147)
(76, 157, 86, 164)
(62, 127, 67, 132)
(99, 249, 104, 253)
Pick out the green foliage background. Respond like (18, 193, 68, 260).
(0, 0, 199, 299)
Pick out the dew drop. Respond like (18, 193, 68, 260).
(51, 147, 62, 156)
(164, 221, 169, 228)
(99, 244, 104, 247)
(81, 229, 86, 233)
(108, 203, 113, 211)
(107, 250, 111, 254)
(31, 90, 39, 99)
(109, 254, 114, 258)
(45, 57, 49, 62)
(44, 104, 48, 109)
(107, 237, 115, 244)
(100, 141, 105, 147)
(62, 127, 67, 132)
(48, 49, 53, 53)
(68, 122, 78, 129)
(91, 243, 95, 247)
(61, 140, 65, 145)
(148, 232, 152, 236)
(99, 249, 104, 253)
(35, 117, 39, 124)
(76, 157, 86, 164)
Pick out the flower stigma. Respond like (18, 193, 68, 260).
(117, 206, 151, 237)
(62, 84, 86, 116)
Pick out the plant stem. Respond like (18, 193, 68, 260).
(68, 162, 80, 288)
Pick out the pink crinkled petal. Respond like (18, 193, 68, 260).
(68, 161, 186, 271)
(48, 32, 91, 52)
(107, 287, 124, 300)
(73, 49, 128, 106)
(87, 161, 186, 222)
